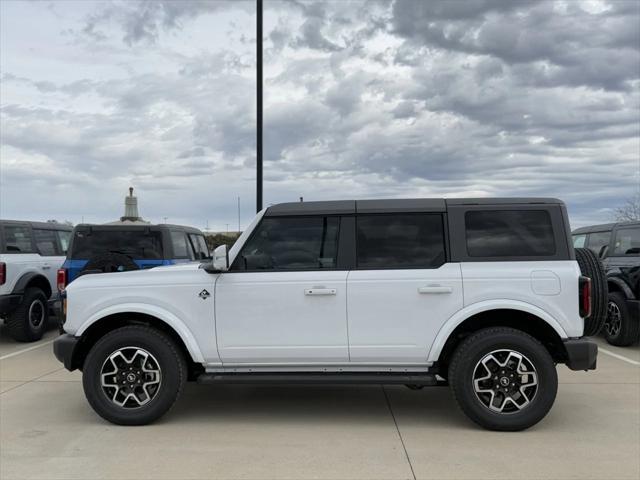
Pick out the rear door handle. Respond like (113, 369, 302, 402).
(42, 264, 51, 270)
(418, 285, 452, 294)
(305, 288, 337, 296)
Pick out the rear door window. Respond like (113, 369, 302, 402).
(611, 227, 640, 256)
(465, 210, 556, 257)
(356, 214, 445, 269)
(71, 230, 163, 259)
(33, 229, 60, 256)
(2, 226, 35, 253)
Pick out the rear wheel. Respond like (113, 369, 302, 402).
(82, 326, 187, 425)
(6, 287, 49, 342)
(604, 291, 639, 346)
(448, 327, 557, 431)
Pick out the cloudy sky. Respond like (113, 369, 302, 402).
(1, 0, 638, 229)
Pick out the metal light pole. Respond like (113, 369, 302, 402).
(256, 0, 263, 213)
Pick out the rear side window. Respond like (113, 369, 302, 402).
(612, 227, 640, 256)
(71, 230, 163, 259)
(170, 231, 191, 259)
(573, 234, 586, 248)
(2, 226, 34, 253)
(465, 210, 556, 257)
(356, 214, 445, 269)
(33, 229, 59, 256)
(188, 234, 210, 260)
(587, 231, 611, 256)
(233, 216, 340, 270)
(57, 230, 71, 255)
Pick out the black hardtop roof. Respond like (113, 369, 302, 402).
(265, 197, 565, 216)
(573, 220, 640, 234)
(72, 223, 204, 234)
(0, 219, 72, 231)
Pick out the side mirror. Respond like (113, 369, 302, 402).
(213, 244, 229, 271)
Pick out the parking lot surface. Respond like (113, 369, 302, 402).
(1, 326, 639, 480)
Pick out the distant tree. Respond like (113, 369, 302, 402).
(204, 232, 241, 251)
(614, 194, 640, 222)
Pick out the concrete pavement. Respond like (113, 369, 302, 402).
(1, 326, 638, 480)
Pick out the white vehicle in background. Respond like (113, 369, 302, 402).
(54, 198, 604, 431)
(0, 220, 72, 341)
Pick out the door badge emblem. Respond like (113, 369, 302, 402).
(199, 289, 211, 300)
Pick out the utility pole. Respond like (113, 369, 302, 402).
(256, 0, 263, 213)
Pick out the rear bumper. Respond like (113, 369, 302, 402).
(0, 294, 22, 316)
(53, 334, 80, 371)
(563, 338, 598, 371)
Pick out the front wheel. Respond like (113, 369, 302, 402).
(82, 326, 187, 425)
(448, 327, 558, 431)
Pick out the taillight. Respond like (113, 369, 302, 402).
(579, 276, 592, 318)
(57, 268, 66, 292)
(0, 262, 5, 285)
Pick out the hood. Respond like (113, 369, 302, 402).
(66, 261, 210, 291)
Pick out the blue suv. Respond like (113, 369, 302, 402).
(58, 224, 210, 288)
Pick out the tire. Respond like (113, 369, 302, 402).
(6, 287, 49, 342)
(82, 253, 139, 274)
(604, 291, 639, 346)
(574, 248, 608, 336)
(448, 327, 558, 431)
(82, 326, 187, 425)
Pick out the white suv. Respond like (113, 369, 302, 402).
(1, 220, 72, 341)
(54, 199, 598, 430)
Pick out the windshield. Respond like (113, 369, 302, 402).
(70, 230, 163, 259)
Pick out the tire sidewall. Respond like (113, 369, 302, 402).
(450, 331, 558, 431)
(83, 328, 185, 425)
(24, 289, 48, 337)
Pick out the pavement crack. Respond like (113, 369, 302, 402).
(382, 385, 416, 480)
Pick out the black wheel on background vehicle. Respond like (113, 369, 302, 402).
(82, 253, 139, 274)
(574, 247, 608, 336)
(604, 291, 639, 346)
(6, 287, 49, 342)
(448, 327, 558, 431)
(82, 325, 187, 425)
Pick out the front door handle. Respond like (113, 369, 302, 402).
(305, 288, 337, 296)
(418, 285, 452, 294)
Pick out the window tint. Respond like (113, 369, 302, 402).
(612, 227, 640, 256)
(587, 231, 611, 256)
(234, 216, 339, 270)
(70, 230, 163, 259)
(573, 234, 586, 248)
(170, 231, 191, 259)
(57, 230, 71, 255)
(2, 226, 34, 253)
(465, 210, 556, 257)
(188, 234, 210, 260)
(33, 229, 59, 256)
(356, 214, 445, 269)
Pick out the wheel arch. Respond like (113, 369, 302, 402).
(13, 272, 52, 299)
(429, 303, 569, 373)
(72, 309, 205, 378)
(607, 277, 634, 299)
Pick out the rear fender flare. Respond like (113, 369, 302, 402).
(427, 300, 568, 363)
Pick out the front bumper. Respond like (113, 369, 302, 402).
(563, 338, 598, 371)
(53, 334, 80, 371)
(0, 294, 22, 316)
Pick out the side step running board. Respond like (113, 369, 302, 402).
(196, 372, 441, 386)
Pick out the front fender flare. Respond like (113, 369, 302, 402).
(76, 303, 206, 364)
(426, 300, 569, 363)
